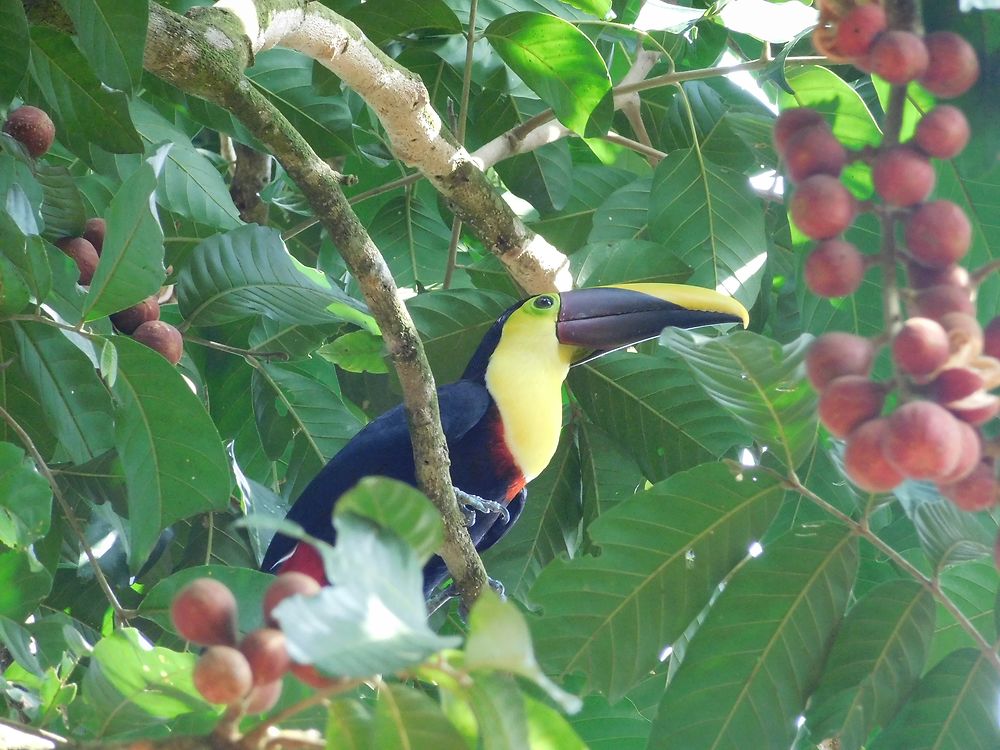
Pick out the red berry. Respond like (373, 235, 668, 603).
(906, 201, 972, 269)
(936, 420, 982, 484)
(912, 284, 975, 321)
(914, 106, 970, 159)
(193, 646, 253, 705)
(170, 578, 239, 647)
(872, 147, 935, 207)
(806, 332, 876, 391)
(263, 572, 321, 628)
(804, 239, 866, 298)
(938, 460, 998, 511)
(947, 392, 1000, 426)
(790, 175, 857, 240)
(892, 317, 950, 378)
(818, 375, 886, 438)
(883, 400, 962, 480)
(54, 237, 99, 285)
(865, 31, 929, 85)
(784, 125, 847, 182)
(2, 106, 55, 158)
(83, 218, 106, 255)
(132, 320, 183, 365)
(240, 628, 291, 686)
(111, 296, 160, 335)
(919, 32, 980, 99)
(844, 418, 904, 493)
(925, 367, 984, 405)
(244, 680, 283, 714)
(289, 663, 337, 688)
(836, 4, 887, 58)
(773, 108, 826, 156)
(907, 261, 969, 290)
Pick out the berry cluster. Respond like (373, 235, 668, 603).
(2, 106, 184, 366)
(778, 5, 998, 515)
(170, 575, 333, 713)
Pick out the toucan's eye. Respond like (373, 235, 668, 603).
(534, 295, 555, 309)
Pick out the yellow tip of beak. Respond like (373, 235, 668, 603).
(607, 283, 750, 328)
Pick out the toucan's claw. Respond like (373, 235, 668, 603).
(456, 489, 510, 524)
(488, 576, 506, 601)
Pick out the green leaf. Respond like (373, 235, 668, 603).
(248, 49, 354, 158)
(0, 0, 29, 103)
(929, 560, 998, 668)
(568, 351, 743, 482)
(34, 163, 86, 242)
(648, 148, 766, 310)
(344, 0, 462, 45)
(495, 140, 574, 214)
(467, 590, 581, 713)
(368, 195, 454, 289)
(373, 683, 467, 750)
(460, 673, 529, 750)
(110, 336, 230, 568)
(83, 145, 167, 321)
(485, 12, 611, 133)
(0, 253, 31, 314)
(577, 419, 644, 534)
(482, 425, 580, 601)
(318, 330, 388, 374)
(570, 692, 649, 750)
(327, 699, 373, 749)
(28, 26, 142, 155)
(587, 177, 652, 243)
(408, 289, 516, 384)
(561, 0, 611, 17)
(176, 224, 374, 330)
(274, 516, 460, 677)
(524, 694, 587, 749)
(805, 580, 936, 749)
(12, 321, 114, 464)
(129, 99, 242, 232)
(58, 0, 148, 91)
(0, 442, 51, 548)
(0, 547, 52, 620)
(81, 629, 211, 738)
(663, 330, 818, 470)
(252, 360, 364, 465)
(335, 477, 444, 564)
(138, 565, 275, 636)
(531, 166, 635, 252)
(869, 649, 1000, 750)
(572, 240, 691, 287)
(649, 525, 858, 749)
(530, 463, 784, 700)
(894, 481, 994, 567)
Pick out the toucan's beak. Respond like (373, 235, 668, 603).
(556, 283, 749, 365)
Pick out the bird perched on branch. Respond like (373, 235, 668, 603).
(261, 284, 748, 596)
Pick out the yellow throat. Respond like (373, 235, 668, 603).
(484, 298, 573, 482)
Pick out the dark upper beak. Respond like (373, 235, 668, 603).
(556, 283, 749, 364)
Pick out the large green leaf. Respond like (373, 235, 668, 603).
(530, 463, 784, 700)
(648, 148, 766, 310)
(482, 426, 581, 601)
(577, 419, 644, 534)
(869, 649, 1000, 750)
(572, 240, 691, 287)
(12, 321, 113, 464)
(81, 628, 211, 738)
(894, 481, 994, 568)
(588, 177, 652, 243)
(28, 27, 142, 155)
(663, 330, 818, 470)
(485, 12, 611, 133)
(372, 683, 467, 750)
(0, 548, 52, 620)
(252, 360, 364, 465)
(570, 692, 649, 750)
(247, 49, 354, 158)
(407, 288, 515, 384)
(531, 166, 636, 252)
(58, 0, 148, 92)
(648, 525, 858, 749)
(110, 337, 230, 568)
(34, 163, 86, 242)
(274, 516, 460, 677)
(176, 224, 374, 330)
(928, 560, 999, 668)
(82, 146, 167, 321)
(344, 0, 462, 45)
(368, 195, 455, 289)
(568, 351, 743, 482)
(495, 139, 574, 214)
(805, 580, 936, 750)
(0, 0, 29, 103)
(0, 442, 51, 548)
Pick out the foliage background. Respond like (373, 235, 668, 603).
(0, 0, 998, 748)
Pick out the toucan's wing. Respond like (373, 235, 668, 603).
(260, 380, 493, 573)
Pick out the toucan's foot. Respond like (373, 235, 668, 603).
(456, 489, 510, 525)
(488, 576, 506, 601)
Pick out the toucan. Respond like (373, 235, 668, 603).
(261, 283, 749, 595)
